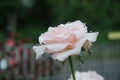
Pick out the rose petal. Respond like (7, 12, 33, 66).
(86, 32, 99, 42)
(39, 34, 46, 44)
(73, 31, 85, 39)
(68, 71, 104, 80)
(51, 46, 82, 61)
(63, 34, 77, 44)
(65, 21, 87, 32)
(51, 38, 87, 61)
(65, 21, 88, 39)
(39, 21, 88, 45)
(33, 46, 45, 59)
(45, 43, 71, 53)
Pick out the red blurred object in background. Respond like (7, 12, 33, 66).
(6, 39, 15, 47)
(8, 57, 15, 69)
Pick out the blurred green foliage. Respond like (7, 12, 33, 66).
(0, 0, 120, 42)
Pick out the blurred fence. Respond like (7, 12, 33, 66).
(0, 42, 120, 80)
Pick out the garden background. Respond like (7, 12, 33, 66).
(0, 0, 120, 80)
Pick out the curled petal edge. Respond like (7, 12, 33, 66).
(33, 46, 45, 59)
(86, 32, 99, 42)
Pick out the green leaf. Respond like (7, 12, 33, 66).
(78, 56, 84, 64)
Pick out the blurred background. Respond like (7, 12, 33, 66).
(0, 0, 120, 80)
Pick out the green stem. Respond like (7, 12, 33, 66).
(68, 56, 76, 80)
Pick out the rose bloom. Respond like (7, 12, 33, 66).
(33, 20, 98, 61)
(68, 71, 104, 80)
